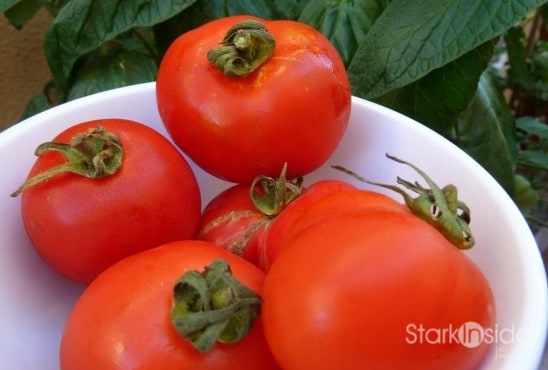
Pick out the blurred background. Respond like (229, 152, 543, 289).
(0, 8, 51, 131)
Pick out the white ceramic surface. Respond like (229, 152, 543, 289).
(0, 82, 545, 369)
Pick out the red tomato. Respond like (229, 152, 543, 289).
(260, 183, 407, 270)
(262, 210, 495, 370)
(197, 179, 356, 270)
(60, 240, 280, 370)
(17, 119, 201, 284)
(196, 183, 270, 266)
(156, 15, 351, 182)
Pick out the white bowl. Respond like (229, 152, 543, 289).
(0, 82, 546, 369)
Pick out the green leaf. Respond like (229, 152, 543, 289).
(3, 0, 40, 28)
(374, 39, 496, 135)
(0, 0, 22, 12)
(20, 92, 51, 121)
(457, 71, 517, 196)
(518, 150, 548, 171)
(187, 0, 278, 18)
(44, 0, 197, 92)
(160, 0, 279, 31)
(541, 3, 548, 22)
(266, 0, 305, 19)
(504, 26, 535, 90)
(349, 0, 547, 99)
(66, 40, 157, 100)
(516, 116, 548, 140)
(153, 0, 286, 57)
(531, 47, 548, 99)
(298, 0, 389, 67)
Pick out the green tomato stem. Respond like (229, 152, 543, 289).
(249, 163, 303, 216)
(11, 126, 123, 197)
(332, 153, 475, 250)
(207, 20, 276, 77)
(171, 259, 262, 352)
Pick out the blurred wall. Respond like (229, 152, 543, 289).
(0, 9, 52, 131)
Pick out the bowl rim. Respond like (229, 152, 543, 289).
(1, 82, 546, 370)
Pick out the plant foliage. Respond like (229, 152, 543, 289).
(2, 0, 547, 225)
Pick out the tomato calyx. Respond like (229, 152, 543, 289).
(207, 19, 275, 77)
(171, 259, 262, 352)
(11, 126, 123, 197)
(333, 153, 475, 250)
(250, 163, 303, 217)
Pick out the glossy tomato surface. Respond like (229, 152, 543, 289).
(156, 15, 351, 182)
(260, 183, 408, 270)
(60, 240, 279, 370)
(262, 210, 496, 370)
(20, 119, 201, 284)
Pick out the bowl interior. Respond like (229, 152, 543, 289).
(0, 82, 545, 370)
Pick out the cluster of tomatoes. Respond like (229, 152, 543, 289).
(13, 15, 495, 370)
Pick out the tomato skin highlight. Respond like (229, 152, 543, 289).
(262, 210, 495, 370)
(156, 15, 351, 183)
(20, 119, 201, 284)
(60, 240, 280, 370)
(260, 183, 408, 270)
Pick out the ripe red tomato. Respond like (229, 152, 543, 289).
(17, 119, 201, 284)
(262, 210, 495, 370)
(197, 179, 356, 270)
(60, 240, 280, 370)
(260, 183, 407, 270)
(156, 15, 351, 182)
(196, 183, 270, 267)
